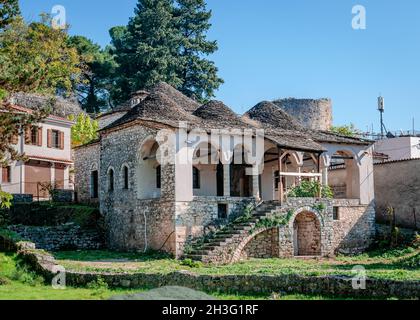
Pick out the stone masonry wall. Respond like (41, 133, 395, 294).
(200, 198, 376, 264)
(175, 197, 255, 257)
(241, 228, 279, 259)
(272, 98, 333, 131)
(73, 142, 100, 204)
(8, 224, 103, 251)
(100, 125, 177, 254)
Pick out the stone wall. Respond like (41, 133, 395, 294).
(73, 142, 100, 204)
(197, 198, 376, 264)
(7, 224, 104, 251)
(374, 159, 420, 229)
(176, 197, 255, 257)
(272, 98, 333, 131)
(100, 125, 178, 254)
(1, 233, 418, 299)
(241, 228, 279, 259)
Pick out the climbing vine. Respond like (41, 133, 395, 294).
(249, 210, 295, 234)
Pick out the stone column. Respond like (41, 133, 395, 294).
(321, 167, 329, 186)
(223, 164, 230, 197)
(251, 167, 261, 201)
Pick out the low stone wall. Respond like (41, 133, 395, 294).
(7, 224, 104, 251)
(0, 234, 418, 299)
(376, 224, 418, 244)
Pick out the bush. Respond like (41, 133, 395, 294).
(180, 259, 202, 268)
(288, 180, 333, 199)
(10, 265, 44, 286)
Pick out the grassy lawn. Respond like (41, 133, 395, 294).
(53, 247, 420, 281)
(0, 252, 342, 300)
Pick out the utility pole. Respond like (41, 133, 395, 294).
(378, 96, 385, 139)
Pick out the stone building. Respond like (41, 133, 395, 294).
(74, 82, 376, 263)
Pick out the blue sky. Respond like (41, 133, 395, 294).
(19, 0, 420, 133)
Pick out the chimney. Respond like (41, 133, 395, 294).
(130, 90, 149, 106)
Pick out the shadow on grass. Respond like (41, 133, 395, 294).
(53, 250, 173, 262)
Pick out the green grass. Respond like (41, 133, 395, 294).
(53, 247, 420, 281)
(1, 252, 332, 300)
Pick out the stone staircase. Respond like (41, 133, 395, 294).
(184, 201, 283, 263)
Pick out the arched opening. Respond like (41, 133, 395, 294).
(230, 144, 253, 197)
(328, 150, 359, 199)
(108, 168, 114, 192)
(138, 138, 161, 199)
(192, 142, 219, 197)
(122, 165, 129, 190)
(293, 211, 321, 256)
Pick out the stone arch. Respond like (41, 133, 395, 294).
(292, 211, 322, 256)
(137, 137, 161, 199)
(120, 162, 131, 190)
(107, 166, 115, 192)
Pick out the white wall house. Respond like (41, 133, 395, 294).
(0, 105, 74, 199)
(374, 136, 420, 162)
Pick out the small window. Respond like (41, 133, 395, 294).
(218, 204, 228, 219)
(31, 127, 38, 145)
(108, 169, 114, 192)
(90, 170, 99, 198)
(156, 165, 161, 189)
(193, 167, 200, 189)
(333, 207, 340, 220)
(52, 130, 60, 148)
(2, 166, 11, 183)
(123, 166, 129, 190)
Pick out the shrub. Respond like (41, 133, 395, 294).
(87, 276, 109, 295)
(288, 180, 333, 199)
(180, 259, 202, 268)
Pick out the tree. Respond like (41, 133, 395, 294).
(68, 113, 99, 147)
(0, 17, 82, 96)
(330, 124, 360, 137)
(110, 0, 223, 104)
(68, 36, 116, 114)
(111, 0, 181, 105)
(174, 0, 223, 101)
(0, 0, 20, 30)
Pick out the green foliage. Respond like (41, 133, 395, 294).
(288, 180, 333, 199)
(312, 202, 327, 213)
(330, 124, 360, 137)
(10, 264, 44, 287)
(110, 0, 222, 104)
(87, 276, 109, 294)
(0, 17, 82, 95)
(68, 113, 99, 147)
(0, 0, 20, 30)
(0, 227, 23, 241)
(233, 204, 255, 223)
(68, 36, 116, 113)
(0, 188, 13, 209)
(180, 258, 202, 268)
(250, 210, 295, 234)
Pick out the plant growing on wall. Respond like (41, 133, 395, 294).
(0, 190, 13, 209)
(288, 180, 333, 199)
(250, 210, 295, 234)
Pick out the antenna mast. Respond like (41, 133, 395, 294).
(378, 96, 386, 139)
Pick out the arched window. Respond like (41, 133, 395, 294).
(123, 165, 129, 189)
(108, 168, 114, 192)
(193, 167, 200, 189)
(156, 165, 161, 189)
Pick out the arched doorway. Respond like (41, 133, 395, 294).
(293, 211, 321, 256)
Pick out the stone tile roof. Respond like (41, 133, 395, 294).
(10, 92, 83, 118)
(101, 83, 324, 152)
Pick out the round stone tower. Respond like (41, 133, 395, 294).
(272, 98, 333, 131)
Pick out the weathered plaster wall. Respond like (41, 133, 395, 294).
(374, 159, 420, 229)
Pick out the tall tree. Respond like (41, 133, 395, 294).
(0, 0, 20, 30)
(174, 0, 223, 101)
(110, 0, 222, 105)
(0, 17, 82, 96)
(69, 36, 116, 114)
(111, 0, 181, 104)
